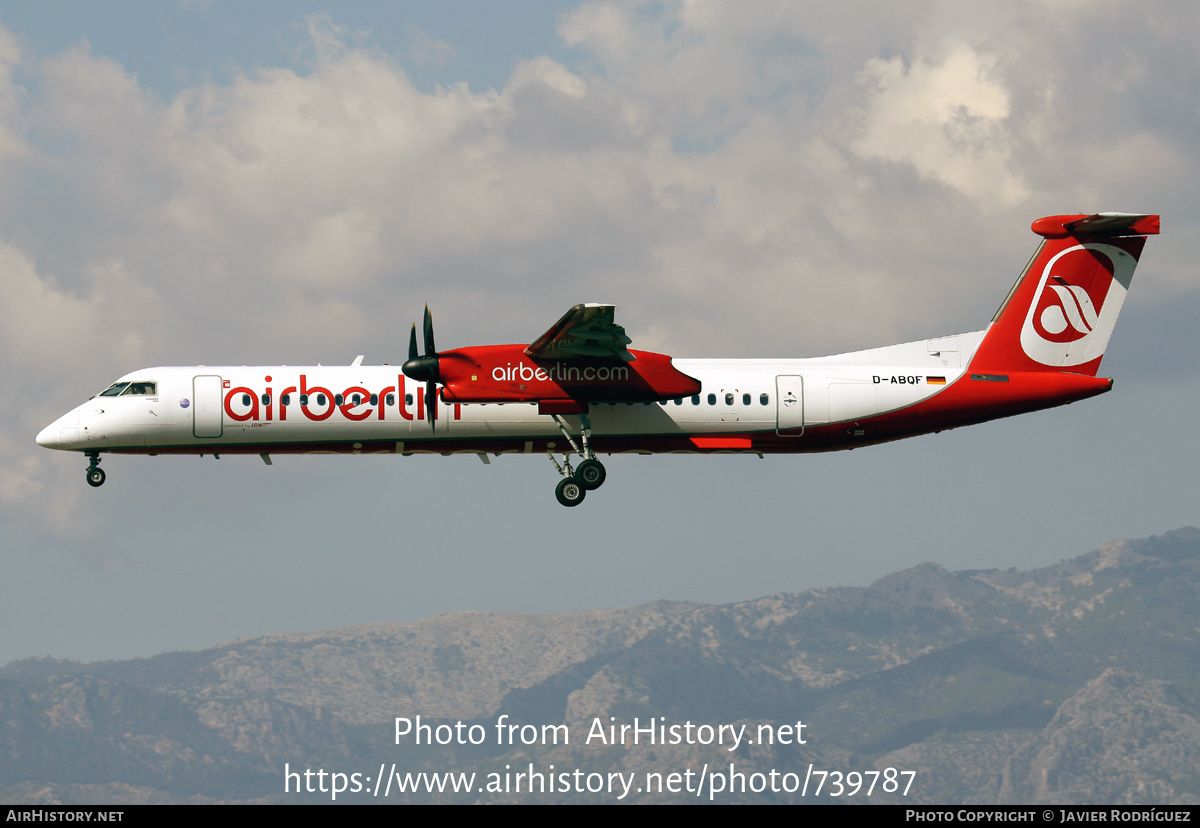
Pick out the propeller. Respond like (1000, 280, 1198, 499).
(402, 305, 441, 429)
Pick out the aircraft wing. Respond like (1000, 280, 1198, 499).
(525, 304, 636, 362)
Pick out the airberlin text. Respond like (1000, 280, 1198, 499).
(223, 374, 461, 424)
(491, 362, 629, 384)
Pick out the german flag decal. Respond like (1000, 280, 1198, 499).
(926, 376, 947, 385)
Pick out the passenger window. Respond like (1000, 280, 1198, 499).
(317, 394, 327, 406)
(281, 394, 291, 406)
(405, 394, 414, 406)
(691, 395, 700, 405)
(368, 394, 376, 406)
(335, 394, 344, 405)
(674, 398, 682, 405)
(742, 393, 750, 405)
(760, 393, 769, 405)
(707, 394, 716, 405)
(261, 394, 270, 406)
(385, 394, 395, 406)
(241, 394, 251, 406)
(725, 393, 734, 405)
(299, 394, 309, 405)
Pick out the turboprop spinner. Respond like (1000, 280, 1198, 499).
(402, 305, 441, 429)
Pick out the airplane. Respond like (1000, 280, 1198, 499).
(36, 212, 1159, 507)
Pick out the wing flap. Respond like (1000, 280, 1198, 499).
(525, 304, 636, 362)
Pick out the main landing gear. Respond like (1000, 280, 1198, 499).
(85, 452, 106, 487)
(547, 413, 606, 507)
(555, 476, 586, 507)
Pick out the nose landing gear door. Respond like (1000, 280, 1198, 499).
(775, 375, 803, 436)
(193, 375, 223, 438)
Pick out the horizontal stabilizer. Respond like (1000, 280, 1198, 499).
(1032, 213, 1160, 238)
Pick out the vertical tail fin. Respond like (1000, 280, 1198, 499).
(969, 213, 1160, 377)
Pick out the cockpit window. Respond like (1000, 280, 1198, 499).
(97, 380, 157, 398)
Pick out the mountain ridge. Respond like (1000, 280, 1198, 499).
(3, 527, 1199, 804)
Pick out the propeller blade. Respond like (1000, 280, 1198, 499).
(423, 304, 436, 356)
(403, 304, 442, 426)
(402, 309, 439, 384)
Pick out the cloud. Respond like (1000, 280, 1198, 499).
(3, 2, 1198, 537)
(0, 20, 28, 163)
(0, 241, 159, 534)
(407, 25, 457, 70)
(852, 45, 1027, 206)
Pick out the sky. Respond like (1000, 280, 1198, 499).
(1, 1, 1198, 666)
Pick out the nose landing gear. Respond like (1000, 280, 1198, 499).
(85, 452, 106, 487)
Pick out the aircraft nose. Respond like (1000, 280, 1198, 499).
(36, 422, 60, 448)
(36, 407, 81, 449)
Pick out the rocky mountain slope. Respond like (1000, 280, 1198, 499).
(3, 528, 1199, 804)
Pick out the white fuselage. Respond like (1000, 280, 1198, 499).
(37, 332, 982, 456)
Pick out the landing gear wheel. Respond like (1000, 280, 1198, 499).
(555, 477, 585, 507)
(86, 467, 106, 488)
(576, 458, 606, 490)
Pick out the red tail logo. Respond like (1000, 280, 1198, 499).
(1029, 246, 1113, 342)
(1019, 243, 1135, 368)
